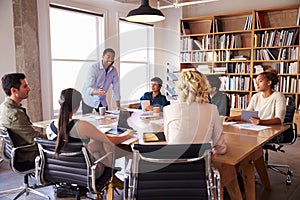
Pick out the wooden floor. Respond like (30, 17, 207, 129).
(0, 137, 300, 200)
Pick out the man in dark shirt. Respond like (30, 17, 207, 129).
(137, 77, 170, 111)
(207, 75, 230, 116)
(0, 73, 45, 163)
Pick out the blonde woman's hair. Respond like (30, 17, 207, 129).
(176, 70, 210, 104)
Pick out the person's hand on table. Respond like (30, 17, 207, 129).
(224, 116, 233, 122)
(249, 117, 260, 125)
(144, 105, 153, 111)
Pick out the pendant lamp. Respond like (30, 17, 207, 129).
(126, 0, 165, 23)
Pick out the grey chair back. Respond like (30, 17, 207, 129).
(34, 137, 113, 195)
(129, 143, 219, 200)
(0, 126, 13, 161)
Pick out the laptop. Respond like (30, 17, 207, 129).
(106, 110, 133, 135)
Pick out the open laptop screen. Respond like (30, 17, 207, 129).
(106, 110, 133, 135)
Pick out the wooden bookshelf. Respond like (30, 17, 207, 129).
(180, 4, 300, 110)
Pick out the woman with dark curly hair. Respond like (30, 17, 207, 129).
(225, 68, 286, 125)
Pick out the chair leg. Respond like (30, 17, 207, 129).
(0, 174, 49, 200)
(106, 183, 114, 200)
(265, 149, 293, 185)
(268, 163, 293, 185)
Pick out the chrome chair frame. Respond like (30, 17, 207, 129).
(34, 137, 115, 200)
(125, 143, 220, 200)
(264, 102, 298, 185)
(0, 127, 49, 200)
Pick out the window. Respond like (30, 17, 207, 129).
(49, 5, 104, 114)
(119, 20, 154, 105)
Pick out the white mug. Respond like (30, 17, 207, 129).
(99, 107, 106, 116)
(141, 100, 150, 111)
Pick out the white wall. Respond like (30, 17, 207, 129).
(0, 0, 16, 101)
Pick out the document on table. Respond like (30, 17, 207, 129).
(232, 123, 271, 131)
(223, 121, 237, 125)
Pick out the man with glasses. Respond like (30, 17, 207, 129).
(137, 77, 170, 111)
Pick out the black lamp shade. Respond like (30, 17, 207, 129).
(126, 0, 165, 23)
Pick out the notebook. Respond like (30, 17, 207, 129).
(241, 110, 259, 122)
(106, 110, 133, 135)
(143, 132, 166, 142)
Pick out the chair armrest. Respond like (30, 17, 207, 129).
(35, 156, 42, 183)
(93, 151, 114, 165)
(0, 137, 9, 162)
(88, 150, 114, 193)
(124, 159, 133, 200)
(212, 167, 221, 200)
(11, 143, 37, 159)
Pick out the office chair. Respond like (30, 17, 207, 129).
(124, 143, 220, 200)
(0, 126, 49, 199)
(34, 137, 116, 200)
(264, 101, 297, 185)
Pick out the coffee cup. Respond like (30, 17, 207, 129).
(141, 100, 150, 111)
(153, 106, 160, 116)
(99, 107, 106, 116)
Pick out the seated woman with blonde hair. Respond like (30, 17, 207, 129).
(164, 70, 227, 155)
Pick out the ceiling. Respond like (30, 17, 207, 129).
(113, 0, 206, 7)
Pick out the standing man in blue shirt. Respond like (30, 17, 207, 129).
(82, 48, 120, 114)
(137, 77, 170, 111)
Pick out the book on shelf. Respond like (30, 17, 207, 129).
(297, 6, 300, 26)
(197, 64, 211, 74)
(193, 39, 203, 50)
(234, 34, 242, 48)
(255, 12, 266, 28)
(291, 28, 299, 45)
(230, 55, 248, 61)
(254, 65, 264, 73)
(213, 67, 226, 73)
(265, 48, 276, 60)
(215, 19, 222, 32)
(244, 15, 252, 30)
(181, 21, 191, 35)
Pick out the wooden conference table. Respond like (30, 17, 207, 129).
(33, 111, 289, 200)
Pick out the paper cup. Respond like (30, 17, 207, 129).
(153, 106, 160, 116)
(141, 100, 150, 111)
(99, 107, 106, 116)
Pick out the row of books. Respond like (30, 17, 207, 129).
(215, 50, 231, 61)
(180, 36, 212, 51)
(226, 62, 251, 73)
(229, 94, 249, 109)
(219, 76, 251, 91)
(273, 62, 298, 74)
(215, 34, 243, 49)
(244, 15, 253, 30)
(180, 52, 215, 63)
(275, 76, 299, 93)
(253, 47, 298, 60)
(254, 29, 299, 47)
